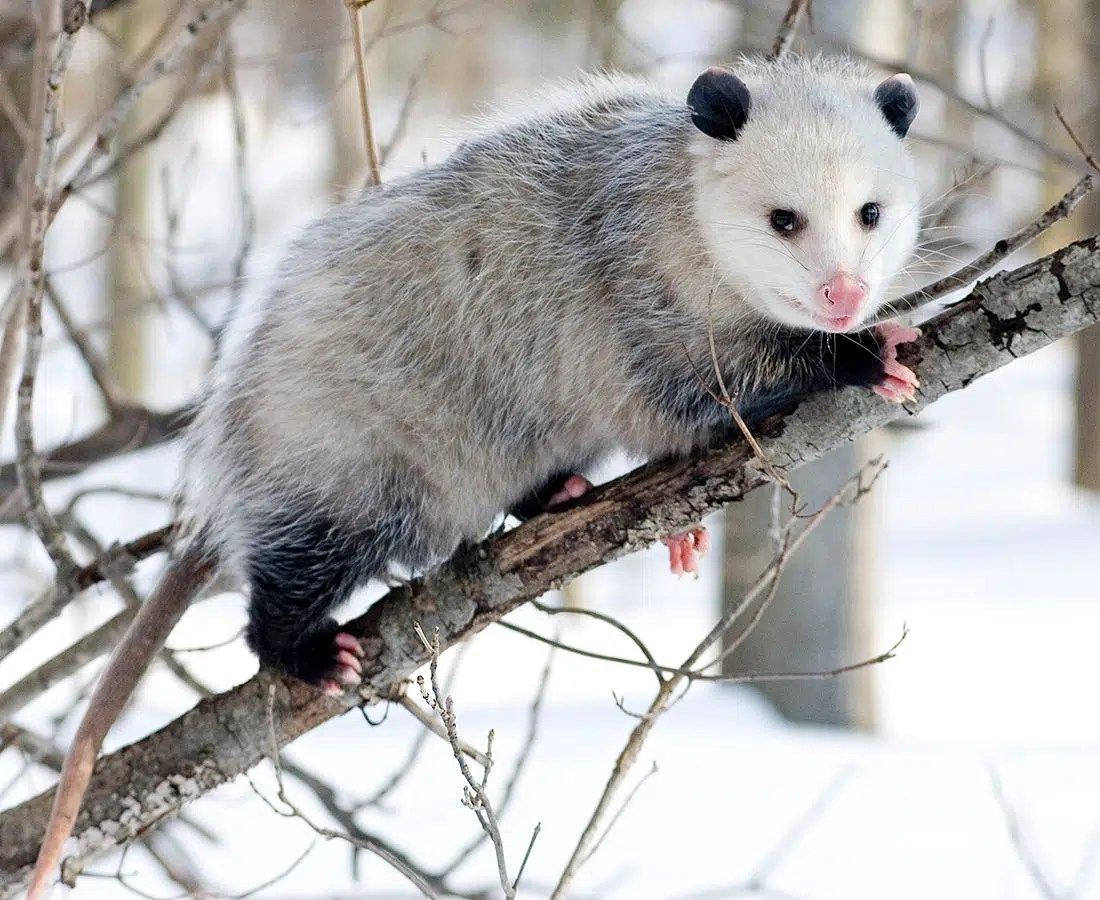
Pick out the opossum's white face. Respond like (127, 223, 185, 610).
(689, 62, 920, 333)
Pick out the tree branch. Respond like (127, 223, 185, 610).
(0, 234, 1098, 894)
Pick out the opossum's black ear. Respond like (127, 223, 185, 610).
(688, 67, 752, 141)
(874, 73, 919, 138)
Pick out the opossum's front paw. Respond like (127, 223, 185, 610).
(662, 526, 709, 576)
(872, 321, 921, 404)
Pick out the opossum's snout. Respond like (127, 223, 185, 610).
(811, 273, 867, 332)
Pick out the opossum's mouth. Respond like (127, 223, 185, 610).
(775, 293, 862, 334)
(810, 311, 860, 333)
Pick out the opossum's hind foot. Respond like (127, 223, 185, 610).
(872, 321, 921, 404)
(662, 526, 709, 576)
(548, 474, 593, 506)
(509, 472, 593, 520)
(320, 633, 366, 696)
(249, 620, 365, 694)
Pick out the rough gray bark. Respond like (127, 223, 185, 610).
(0, 235, 1098, 894)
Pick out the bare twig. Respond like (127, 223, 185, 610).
(345, 0, 383, 186)
(43, 278, 124, 413)
(219, 39, 255, 342)
(9, 0, 86, 580)
(767, 0, 811, 60)
(415, 625, 515, 898)
(989, 767, 1060, 900)
(395, 690, 491, 769)
(0, 523, 174, 664)
(438, 641, 556, 878)
(889, 174, 1095, 314)
(1054, 108, 1100, 174)
(357, 642, 471, 810)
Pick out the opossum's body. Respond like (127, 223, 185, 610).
(184, 57, 922, 683)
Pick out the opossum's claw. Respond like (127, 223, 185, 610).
(873, 321, 921, 404)
(662, 526, 709, 576)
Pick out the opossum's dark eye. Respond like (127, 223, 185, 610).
(769, 209, 801, 235)
(859, 202, 881, 229)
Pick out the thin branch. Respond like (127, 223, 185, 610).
(1054, 108, 1100, 174)
(415, 625, 515, 899)
(345, 0, 383, 186)
(767, 0, 811, 60)
(43, 278, 124, 413)
(989, 767, 1060, 900)
(550, 462, 886, 898)
(438, 641, 555, 878)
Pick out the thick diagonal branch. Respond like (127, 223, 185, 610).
(0, 235, 1098, 895)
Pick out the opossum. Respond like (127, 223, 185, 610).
(29, 55, 921, 896)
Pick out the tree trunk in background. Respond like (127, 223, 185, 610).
(718, 0, 915, 729)
(0, 4, 31, 259)
(1073, 0, 1100, 491)
(1033, 0, 1098, 490)
(721, 446, 876, 727)
(106, 1, 152, 401)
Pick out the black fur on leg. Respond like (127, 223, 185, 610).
(244, 506, 396, 683)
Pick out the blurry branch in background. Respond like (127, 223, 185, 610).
(10, 0, 86, 589)
(991, 765, 1100, 900)
(255, 686, 450, 900)
(1054, 108, 1100, 175)
(671, 766, 857, 900)
(821, 37, 1092, 177)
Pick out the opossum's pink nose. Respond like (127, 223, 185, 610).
(820, 273, 867, 317)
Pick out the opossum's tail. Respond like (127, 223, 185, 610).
(27, 540, 216, 900)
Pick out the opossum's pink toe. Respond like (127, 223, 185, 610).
(321, 679, 343, 696)
(662, 526, 708, 576)
(336, 649, 362, 674)
(335, 632, 364, 657)
(548, 474, 593, 506)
